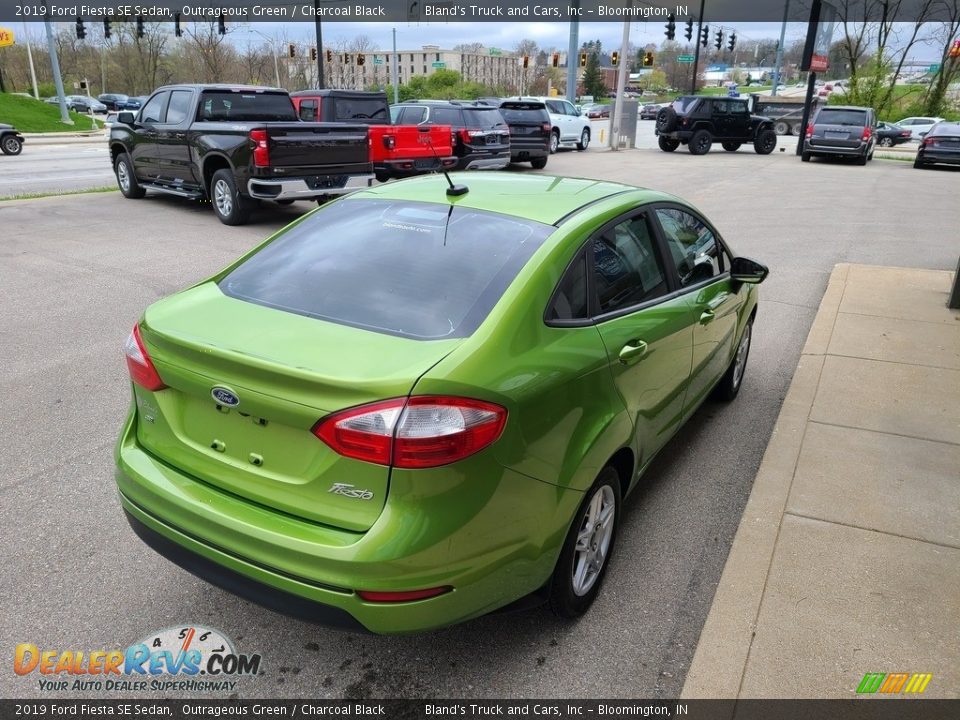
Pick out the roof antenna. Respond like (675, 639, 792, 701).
(425, 137, 468, 196)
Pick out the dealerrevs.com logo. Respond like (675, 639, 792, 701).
(14, 625, 262, 693)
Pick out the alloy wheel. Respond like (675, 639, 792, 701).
(732, 323, 752, 390)
(571, 485, 616, 596)
(214, 179, 233, 217)
(117, 161, 130, 192)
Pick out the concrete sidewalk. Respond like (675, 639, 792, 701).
(682, 263, 960, 699)
(22, 130, 106, 145)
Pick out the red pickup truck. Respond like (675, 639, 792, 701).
(290, 90, 456, 182)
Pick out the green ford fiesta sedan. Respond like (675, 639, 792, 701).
(115, 173, 767, 634)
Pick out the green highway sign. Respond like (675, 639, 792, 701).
(678, 55, 695, 63)
(373, 56, 383, 65)
(489, 48, 502, 56)
(928, 63, 940, 72)
(432, 61, 446, 68)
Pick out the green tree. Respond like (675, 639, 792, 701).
(582, 52, 606, 98)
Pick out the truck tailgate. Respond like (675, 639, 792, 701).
(267, 122, 370, 168)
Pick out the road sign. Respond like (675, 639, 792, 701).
(0, 27, 15, 48)
(928, 63, 940, 73)
(432, 61, 445, 68)
(489, 48, 502, 56)
(373, 56, 383, 65)
(677, 55, 695, 63)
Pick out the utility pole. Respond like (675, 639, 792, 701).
(772, 0, 790, 96)
(44, 17, 72, 125)
(313, 0, 325, 88)
(690, 0, 706, 94)
(23, 23, 39, 99)
(610, 18, 630, 150)
(392, 27, 399, 104)
(566, 1, 580, 100)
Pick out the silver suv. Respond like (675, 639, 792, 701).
(802, 106, 877, 165)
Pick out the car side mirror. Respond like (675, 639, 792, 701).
(117, 111, 136, 126)
(731, 257, 769, 284)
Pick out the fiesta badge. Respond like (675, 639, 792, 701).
(211, 386, 240, 407)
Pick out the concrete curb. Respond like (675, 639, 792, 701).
(21, 132, 107, 145)
(680, 264, 850, 699)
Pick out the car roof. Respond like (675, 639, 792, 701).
(353, 173, 670, 226)
(818, 105, 871, 112)
(930, 122, 960, 134)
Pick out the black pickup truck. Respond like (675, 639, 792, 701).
(108, 84, 373, 225)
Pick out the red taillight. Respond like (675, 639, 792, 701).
(861, 126, 872, 141)
(922, 136, 936, 146)
(124, 325, 166, 391)
(250, 129, 269, 167)
(382, 134, 396, 150)
(542, 122, 551, 132)
(357, 586, 452, 603)
(458, 128, 474, 144)
(313, 396, 507, 469)
(806, 123, 814, 138)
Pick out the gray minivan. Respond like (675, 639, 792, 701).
(802, 105, 876, 165)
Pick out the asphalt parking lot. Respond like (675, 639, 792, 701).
(1, 146, 957, 700)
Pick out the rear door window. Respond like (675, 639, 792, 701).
(593, 215, 669, 314)
(427, 107, 462, 126)
(164, 90, 192, 125)
(219, 199, 552, 340)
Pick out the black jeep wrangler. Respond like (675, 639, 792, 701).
(655, 96, 778, 156)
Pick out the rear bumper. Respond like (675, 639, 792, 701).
(374, 156, 457, 177)
(115, 408, 578, 634)
(805, 140, 869, 156)
(246, 174, 374, 200)
(459, 152, 511, 170)
(917, 150, 960, 165)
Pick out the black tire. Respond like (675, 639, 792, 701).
(791, 123, 803, 136)
(656, 107, 678, 133)
(754, 128, 777, 155)
(114, 152, 146, 199)
(549, 130, 560, 154)
(374, 172, 390, 183)
(688, 129, 713, 155)
(856, 153, 868, 166)
(802, 152, 812, 162)
(714, 318, 753, 401)
(913, 158, 925, 169)
(576, 128, 590, 151)
(773, 121, 789, 136)
(658, 135, 680, 152)
(530, 156, 548, 169)
(878, 137, 894, 147)
(1, 134, 23, 156)
(275, 199, 296, 206)
(722, 141, 741, 152)
(209, 168, 252, 226)
(549, 466, 622, 619)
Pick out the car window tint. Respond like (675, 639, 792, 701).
(815, 109, 868, 125)
(428, 107, 461, 125)
(547, 254, 588, 321)
(546, 100, 564, 114)
(165, 90, 192, 124)
(731, 100, 748, 113)
(334, 97, 388, 122)
(220, 199, 552, 341)
(712, 100, 728, 114)
(656, 208, 722, 287)
(593, 216, 668, 314)
(399, 106, 426, 124)
(140, 92, 168, 123)
(298, 99, 318, 121)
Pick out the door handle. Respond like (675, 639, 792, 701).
(699, 309, 716, 325)
(707, 293, 730, 310)
(173, 132, 186, 139)
(618, 340, 648, 364)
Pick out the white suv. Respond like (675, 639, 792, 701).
(895, 116, 945, 140)
(519, 96, 592, 153)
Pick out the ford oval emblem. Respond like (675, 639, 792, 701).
(211, 386, 240, 407)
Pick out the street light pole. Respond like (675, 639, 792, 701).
(610, 17, 630, 150)
(772, 0, 790, 96)
(314, 0, 325, 88)
(392, 27, 399, 104)
(23, 22, 39, 99)
(44, 17, 72, 125)
(566, 1, 580, 100)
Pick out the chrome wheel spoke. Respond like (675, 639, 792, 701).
(570, 484, 616, 597)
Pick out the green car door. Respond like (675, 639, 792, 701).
(586, 211, 695, 469)
(654, 206, 745, 414)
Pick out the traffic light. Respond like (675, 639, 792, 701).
(551, 52, 559, 68)
(685, 19, 694, 41)
(288, 43, 296, 58)
(611, 51, 619, 66)
(344, 54, 352, 64)
(103, 19, 111, 40)
(579, 52, 587, 67)
(310, 47, 317, 61)
(665, 14, 676, 41)
(357, 53, 365, 66)
(79, 80, 88, 91)
(326, 49, 333, 63)
(173, 13, 180, 37)
(136, 18, 144, 39)
(715, 30, 723, 51)
(75, 19, 86, 40)
(217, 14, 225, 35)
(701, 26, 709, 48)
(643, 52, 654, 67)
(522, 55, 529, 69)
(950, 39, 960, 58)
(728, 33, 737, 52)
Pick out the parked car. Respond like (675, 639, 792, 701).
(46, 95, 106, 113)
(390, 100, 510, 170)
(894, 116, 945, 140)
(655, 96, 777, 155)
(640, 104, 660, 120)
(802, 105, 876, 165)
(499, 99, 551, 169)
(124, 96, 146, 110)
(535, 96, 593, 153)
(289, 89, 456, 182)
(0, 124, 24, 156)
(98, 93, 130, 111)
(109, 84, 373, 225)
(913, 121, 960, 169)
(874, 121, 913, 147)
(115, 172, 767, 634)
(582, 104, 610, 119)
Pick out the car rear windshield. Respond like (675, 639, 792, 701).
(672, 97, 699, 113)
(332, 97, 389, 123)
(499, 103, 549, 123)
(462, 108, 506, 129)
(219, 199, 552, 340)
(815, 109, 868, 126)
(198, 91, 297, 121)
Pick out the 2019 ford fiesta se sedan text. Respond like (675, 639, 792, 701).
(115, 173, 768, 634)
